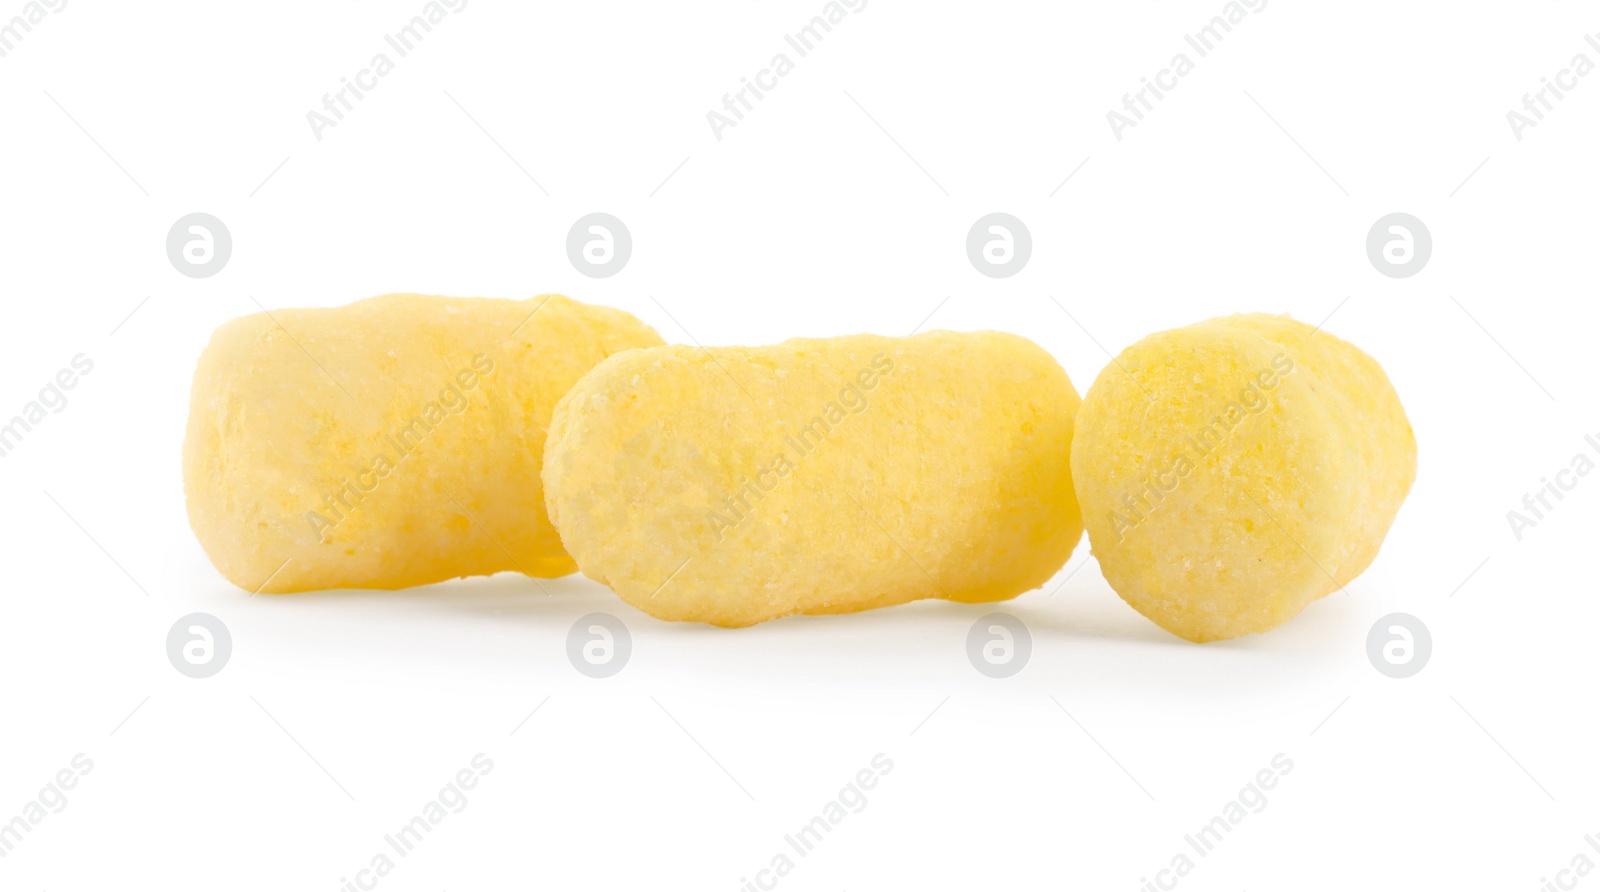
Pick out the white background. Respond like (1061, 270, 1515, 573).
(2, 1, 1597, 889)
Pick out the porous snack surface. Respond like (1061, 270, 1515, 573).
(542, 330, 1084, 627)
(1070, 313, 1416, 642)
(183, 293, 663, 592)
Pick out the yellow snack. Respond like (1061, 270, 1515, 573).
(542, 331, 1083, 626)
(183, 293, 663, 592)
(1071, 314, 1416, 642)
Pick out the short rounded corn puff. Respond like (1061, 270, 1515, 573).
(183, 293, 663, 593)
(1070, 314, 1416, 642)
(542, 331, 1084, 626)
